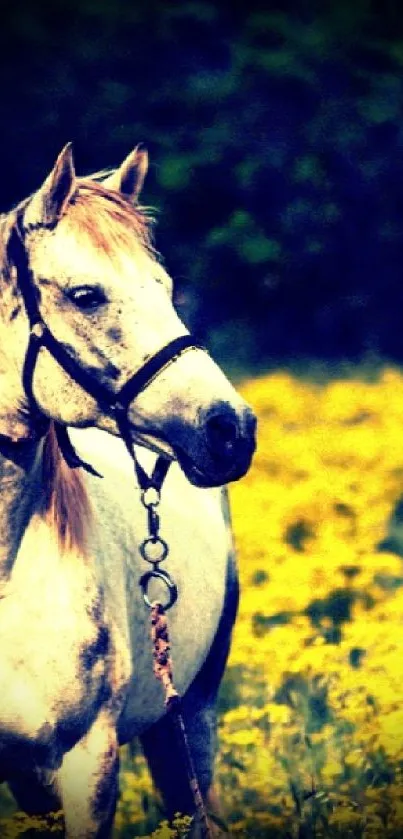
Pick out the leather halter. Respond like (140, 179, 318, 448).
(7, 214, 204, 489)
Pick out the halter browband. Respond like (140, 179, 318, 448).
(7, 215, 204, 489)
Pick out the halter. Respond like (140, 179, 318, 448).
(7, 214, 204, 493)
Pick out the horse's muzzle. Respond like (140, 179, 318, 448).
(204, 401, 256, 461)
(176, 401, 257, 488)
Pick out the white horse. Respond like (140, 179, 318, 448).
(0, 145, 256, 837)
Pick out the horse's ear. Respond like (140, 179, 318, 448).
(25, 143, 76, 228)
(103, 146, 148, 202)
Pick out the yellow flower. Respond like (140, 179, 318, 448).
(96, 367, 403, 837)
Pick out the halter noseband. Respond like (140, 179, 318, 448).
(8, 215, 204, 490)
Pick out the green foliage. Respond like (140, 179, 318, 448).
(2, 1, 403, 363)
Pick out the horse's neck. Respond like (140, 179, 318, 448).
(0, 437, 42, 582)
(0, 226, 43, 578)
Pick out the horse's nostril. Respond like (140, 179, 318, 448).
(205, 413, 239, 457)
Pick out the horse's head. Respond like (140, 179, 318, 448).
(2, 145, 256, 487)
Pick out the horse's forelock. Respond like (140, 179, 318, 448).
(2, 176, 156, 275)
(66, 178, 156, 258)
(42, 423, 92, 553)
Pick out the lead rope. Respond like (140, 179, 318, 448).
(137, 460, 212, 839)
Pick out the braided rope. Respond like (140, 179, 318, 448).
(150, 603, 213, 838)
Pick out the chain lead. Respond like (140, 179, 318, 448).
(139, 481, 178, 611)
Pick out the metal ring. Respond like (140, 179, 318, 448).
(141, 487, 161, 508)
(31, 321, 46, 339)
(139, 569, 178, 610)
(140, 537, 169, 564)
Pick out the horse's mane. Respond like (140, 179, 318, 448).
(35, 182, 156, 551)
(42, 423, 92, 553)
(1, 174, 157, 278)
(2, 175, 156, 552)
(69, 177, 156, 256)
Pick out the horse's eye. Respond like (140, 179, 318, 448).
(68, 286, 107, 311)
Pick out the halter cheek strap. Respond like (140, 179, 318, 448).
(7, 220, 205, 490)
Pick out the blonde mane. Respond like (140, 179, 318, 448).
(1, 176, 156, 283)
(68, 178, 156, 257)
(3, 180, 157, 552)
(41, 424, 92, 553)
(36, 184, 156, 551)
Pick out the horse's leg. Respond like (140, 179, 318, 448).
(57, 709, 119, 839)
(8, 773, 61, 815)
(140, 553, 238, 831)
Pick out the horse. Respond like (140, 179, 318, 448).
(0, 144, 256, 838)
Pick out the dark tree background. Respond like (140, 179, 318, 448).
(2, 0, 403, 370)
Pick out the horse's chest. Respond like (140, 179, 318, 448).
(0, 562, 124, 757)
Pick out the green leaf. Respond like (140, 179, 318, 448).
(242, 235, 282, 264)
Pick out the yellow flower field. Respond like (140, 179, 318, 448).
(110, 366, 403, 838)
(3, 366, 403, 838)
(216, 367, 403, 838)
